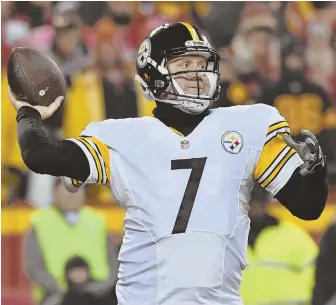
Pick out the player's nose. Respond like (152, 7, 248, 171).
(189, 71, 204, 83)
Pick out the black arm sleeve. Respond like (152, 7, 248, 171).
(17, 106, 90, 181)
(275, 164, 328, 220)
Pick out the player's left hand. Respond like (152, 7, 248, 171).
(282, 129, 325, 176)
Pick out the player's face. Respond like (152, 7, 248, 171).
(168, 55, 210, 96)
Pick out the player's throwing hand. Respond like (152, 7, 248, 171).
(282, 130, 325, 176)
(8, 88, 63, 120)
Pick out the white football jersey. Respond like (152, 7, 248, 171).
(67, 104, 303, 305)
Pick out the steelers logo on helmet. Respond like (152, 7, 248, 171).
(137, 39, 151, 68)
(221, 131, 244, 154)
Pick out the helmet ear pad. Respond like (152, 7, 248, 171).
(139, 61, 170, 98)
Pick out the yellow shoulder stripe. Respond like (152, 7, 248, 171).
(180, 22, 199, 41)
(77, 137, 104, 185)
(260, 149, 297, 188)
(84, 136, 111, 186)
(267, 121, 289, 135)
(170, 127, 185, 137)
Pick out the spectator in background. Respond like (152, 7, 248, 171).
(78, 2, 107, 27)
(95, 2, 138, 76)
(63, 21, 138, 140)
(312, 218, 336, 305)
(62, 24, 139, 202)
(191, 2, 244, 49)
(232, 3, 279, 100)
(214, 48, 252, 108)
(240, 185, 318, 305)
(61, 256, 117, 305)
(260, 41, 336, 181)
(12, 1, 53, 28)
(95, 31, 138, 119)
(44, 10, 92, 88)
(305, 20, 336, 104)
(23, 179, 118, 305)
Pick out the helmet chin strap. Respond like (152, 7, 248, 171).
(155, 94, 210, 115)
(166, 77, 210, 114)
(174, 101, 209, 115)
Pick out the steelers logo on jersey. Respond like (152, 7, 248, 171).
(221, 131, 243, 154)
(137, 39, 151, 68)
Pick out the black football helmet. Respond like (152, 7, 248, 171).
(135, 22, 220, 114)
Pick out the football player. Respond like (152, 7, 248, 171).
(9, 23, 328, 305)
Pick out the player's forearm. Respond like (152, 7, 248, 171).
(275, 166, 328, 220)
(16, 106, 89, 181)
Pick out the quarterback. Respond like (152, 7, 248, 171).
(10, 23, 328, 305)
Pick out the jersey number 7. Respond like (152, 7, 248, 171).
(171, 157, 207, 234)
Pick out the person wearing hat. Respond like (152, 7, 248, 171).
(240, 185, 318, 305)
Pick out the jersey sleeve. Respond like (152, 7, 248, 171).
(67, 135, 111, 189)
(253, 109, 304, 195)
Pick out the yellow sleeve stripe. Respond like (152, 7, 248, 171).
(260, 149, 297, 188)
(71, 178, 80, 188)
(255, 145, 288, 182)
(265, 130, 290, 145)
(267, 121, 289, 135)
(180, 22, 200, 40)
(76, 137, 103, 185)
(92, 142, 108, 185)
(253, 134, 287, 181)
(84, 136, 111, 186)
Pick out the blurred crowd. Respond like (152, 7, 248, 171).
(1, 1, 336, 205)
(1, 2, 336, 305)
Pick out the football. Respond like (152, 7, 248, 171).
(7, 47, 66, 107)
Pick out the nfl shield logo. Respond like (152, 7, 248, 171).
(180, 140, 190, 150)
